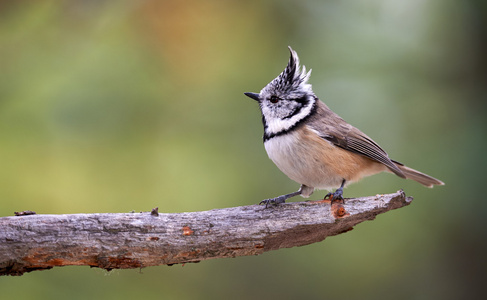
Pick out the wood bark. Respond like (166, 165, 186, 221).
(0, 190, 412, 276)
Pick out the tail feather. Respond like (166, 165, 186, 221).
(393, 161, 444, 188)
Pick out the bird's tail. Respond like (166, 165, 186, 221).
(392, 160, 444, 188)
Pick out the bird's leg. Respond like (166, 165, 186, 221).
(259, 186, 303, 208)
(324, 179, 346, 204)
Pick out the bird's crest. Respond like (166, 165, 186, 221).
(264, 46, 313, 97)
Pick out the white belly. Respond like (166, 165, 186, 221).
(264, 131, 344, 191)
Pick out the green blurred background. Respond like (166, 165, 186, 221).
(1, 0, 485, 299)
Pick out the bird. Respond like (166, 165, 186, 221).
(244, 46, 444, 207)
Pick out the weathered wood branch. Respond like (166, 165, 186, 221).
(0, 190, 412, 276)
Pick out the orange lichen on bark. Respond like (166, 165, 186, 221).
(331, 203, 349, 218)
(182, 226, 194, 236)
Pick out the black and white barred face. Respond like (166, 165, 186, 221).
(258, 47, 316, 140)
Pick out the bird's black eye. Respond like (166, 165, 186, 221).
(270, 95, 279, 103)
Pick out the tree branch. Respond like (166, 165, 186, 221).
(0, 190, 412, 276)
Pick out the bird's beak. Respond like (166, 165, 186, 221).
(244, 92, 260, 102)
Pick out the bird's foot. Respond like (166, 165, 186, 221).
(259, 195, 287, 208)
(259, 189, 303, 208)
(324, 188, 344, 204)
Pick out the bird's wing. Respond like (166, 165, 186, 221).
(307, 107, 405, 178)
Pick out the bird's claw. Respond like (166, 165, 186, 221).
(324, 189, 344, 204)
(259, 197, 285, 208)
(259, 199, 274, 208)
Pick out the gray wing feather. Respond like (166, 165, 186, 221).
(319, 130, 405, 178)
(307, 103, 405, 178)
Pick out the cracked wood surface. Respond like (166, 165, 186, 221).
(0, 190, 412, 276)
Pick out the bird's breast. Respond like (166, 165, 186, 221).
(264, 128, 343, 189)
(263, 126, 385, 190)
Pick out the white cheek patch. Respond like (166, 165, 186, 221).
(264, 101, 315, 136)
(267, 117, 299, 134)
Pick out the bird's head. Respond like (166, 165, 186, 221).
(245, 46, 316, 139)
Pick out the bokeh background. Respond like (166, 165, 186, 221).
(1, 0, 486, 299)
